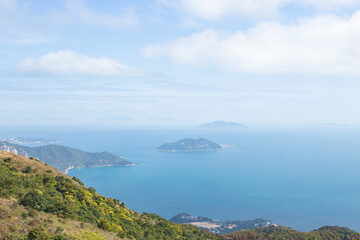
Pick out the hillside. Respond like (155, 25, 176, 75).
(0, 141, 132, 173)
(0, 151, 218, 240)
(225, 225, 360, 240)
(157, 138, 222, 152)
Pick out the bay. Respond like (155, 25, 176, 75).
(3, 127, 360, 231)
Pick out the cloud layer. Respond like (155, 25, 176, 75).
(55, 0, 138, 29)
(162, 0, 287, 20)
(17, 50, 145, 77)
(144, 11, 360, 75)
(161, 0, 359, 20)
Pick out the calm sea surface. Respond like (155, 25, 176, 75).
(2, 127, 360, 231)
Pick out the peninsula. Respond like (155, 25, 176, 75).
(157, 138, 222, 152)
(170, 213, 272, 234)
(0, 141, 132, 173)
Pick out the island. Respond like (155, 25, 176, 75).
(157, 138, 222, 152)
(198, 120, 246, 128)
(170, 213, 272, 234)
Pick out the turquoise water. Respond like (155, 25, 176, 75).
(3, 127, 360, 231)
(64, 128, 360, 231)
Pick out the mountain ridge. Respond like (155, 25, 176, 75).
(0, 141, 132, 173)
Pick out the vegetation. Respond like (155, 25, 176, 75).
(225, 225, 360, 240)
(0, 151, 217, 239)
(157, 138, 222, 152)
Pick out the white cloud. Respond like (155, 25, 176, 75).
(17, 50, 146, 78)
(53, 0, 138, 29)
(161, 0, 287, 20)
(301, 0, 358, 10)
(143, 11, 360, 75)
(161, 0, 360, 20)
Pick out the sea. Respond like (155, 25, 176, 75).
(2, 126, 360, 231)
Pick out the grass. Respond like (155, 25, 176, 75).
(0, 198, 119, 240)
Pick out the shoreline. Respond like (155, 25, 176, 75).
(64, 163, 135, 174)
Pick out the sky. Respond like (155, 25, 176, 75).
(1, 0, 360, 128)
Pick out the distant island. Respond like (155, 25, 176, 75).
(157, 138, 222, 152)
(0, 141, 133, 173)
(1, 137, 60, 144)
(170, 213, 272, 234)
(198, 121, 246, 128)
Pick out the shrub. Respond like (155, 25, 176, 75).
(21, 212, 29, 219)
(28, 209, 38, 218)
(72, 176, 84, 185)
(3, 157, 12, 162)
(52, 233, 73, 240)
(12, 201, 18, 208)
(9, 166, 18, 172)
(4, 233, 27, 240)
(88, 187, 96, 194)
(23, 166, 32, 174)
(27, 226, 49, 240)
(117, 231, 126, 238)
(98, 219, 111, 230)
(21, 191, 48, 211)
(54, 227, 64, 235)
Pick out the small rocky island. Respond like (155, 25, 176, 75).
(157, 138, 222, 152)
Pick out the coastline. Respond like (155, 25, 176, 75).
(64, 163, 135, 174)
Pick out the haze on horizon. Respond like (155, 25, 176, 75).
(1, 0, 360, 128)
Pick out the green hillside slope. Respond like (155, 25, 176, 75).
(0, 151, 217, 240)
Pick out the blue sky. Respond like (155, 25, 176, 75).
(1, 0, 360, 127)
